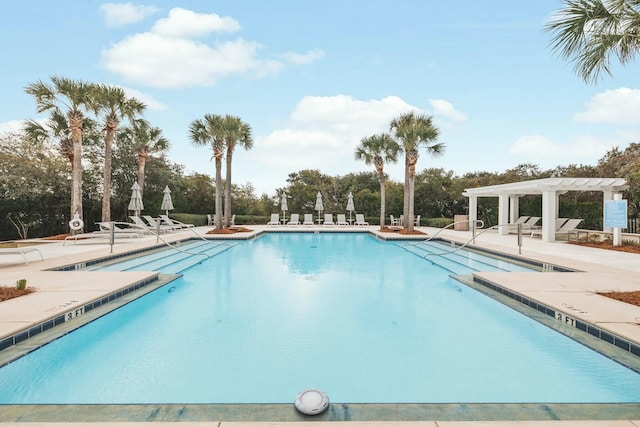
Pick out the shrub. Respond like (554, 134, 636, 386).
(15, 278, 27, 290)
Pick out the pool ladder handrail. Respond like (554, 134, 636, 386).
(401, 219, 485, 259)
(401, 219, 526, 258)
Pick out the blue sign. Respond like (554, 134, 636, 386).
(604, 199, 627, 228)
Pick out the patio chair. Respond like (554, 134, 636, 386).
(390, 215, 400, 226)
(142, 215, 182, 232)
(303, 214, 314, 226)
(336, 214, 349, 226)
(510, 216, 540, 233)
(324, 214, 335, 225)
(159, 214, 194, 228)
(0, 246, 43, 264)
(287, 213, 301, 225)
(354, 214, 369, 226)
(267, 213, 280, 225)
(555, 218, 583, 239)
(414, 215, 421, 226)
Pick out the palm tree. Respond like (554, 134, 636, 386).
(545, 0, 640, 83)
(189, 114, 226, 229)
(91, 84, 146, 221)
(390, 111, 444, 232)
(118, 119, 169, 198)
(25, 76, 95, 233)
(223, 115, 253, 228)
(354, 133, 400, 229)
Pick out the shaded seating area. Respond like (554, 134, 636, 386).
(531, 218, 583, 239)
(463, 177, 628, 242)
(303, 214, 314, 226)
(160, 214, 194, 229)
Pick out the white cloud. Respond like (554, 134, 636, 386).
(101, 7, 321, 88)
(428, 99, 468, 123)
(103, 34, 266, 88)
(120, 86, 167, 111)
(0, 120, 27, 135)
(574, 87, 640, 124)
(100, 3, 159, 27)
(253, 95, 427, 184)
(508, 134, 619, 165)
(151, 7, 240, 38)
(279, 49, 325, 65)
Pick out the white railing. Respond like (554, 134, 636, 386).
(627, 218, 639, 234)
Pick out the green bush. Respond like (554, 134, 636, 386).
(16, 278, 27, 290)
(424, 217, 454, 228)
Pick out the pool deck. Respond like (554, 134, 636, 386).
(1, 224, 640, 426)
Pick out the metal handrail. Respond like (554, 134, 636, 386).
(401, 219, 526, 258)
(107, 221, 215, 258)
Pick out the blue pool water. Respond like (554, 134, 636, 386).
(1, 232, 639, 404)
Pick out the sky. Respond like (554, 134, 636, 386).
(2, 1, 640, 196)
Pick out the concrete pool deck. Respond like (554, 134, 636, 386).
(1, 224, 640, 425)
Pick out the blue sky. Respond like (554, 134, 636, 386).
(2, 1, 640, 195)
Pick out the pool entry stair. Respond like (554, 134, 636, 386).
(398, 240, 533, 274)
(89, 240, 237, 274)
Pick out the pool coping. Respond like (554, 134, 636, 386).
(2, 227, 640, 423)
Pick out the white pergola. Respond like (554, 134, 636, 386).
(462, 177, 628, 242)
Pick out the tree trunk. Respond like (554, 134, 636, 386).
(224, 149, 233, 228)
(379, 175, 386, 229)
(407, 158, 417, 232)
(137, 151, 147, 198)
(101, 120, 118, 222)
(69, 112, 84, 234)
(214, 149, 223, 229)
(403, 154, 410, 227)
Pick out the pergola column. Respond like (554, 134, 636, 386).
(541, 190, 557, 242)
(603, 190, 614, 233)
(509, 196, 520, 223)
(468, 196, 478, 224)
(498, 194, 509, 235)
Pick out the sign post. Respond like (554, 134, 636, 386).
(604, 195, 627, 246)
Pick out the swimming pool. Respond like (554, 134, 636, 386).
(1, 232, 639, 404)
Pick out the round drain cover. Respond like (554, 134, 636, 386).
(294, 388, 329, 415)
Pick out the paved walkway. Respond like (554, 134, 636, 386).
(1, 224, 640, 425)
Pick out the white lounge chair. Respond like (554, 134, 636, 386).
(324, 214, 335, 225)
(555, 218, 583, 239)
(267, 213, 280, 225)
(287, 213, 301, 225)
(0, 246, 43, 265)
(159, 214, 194, 228)
(64, 222, 145, 245)
(336, 214, 349, 226)
(142, 215, 182, 232)
(510, 216, 540, 233)
(303, 214, 314, 226)
(354, 214, 369, 226)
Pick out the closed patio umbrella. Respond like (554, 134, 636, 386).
(281, 194, 288, 223)
(315, 191, 324, 223)
(346, 192, 355, 223)
(128, 182, 144, 217)
(161, 185, 174, 217)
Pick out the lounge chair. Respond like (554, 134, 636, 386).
(336, 214, 349, 226)
(507, 216, 530, 232)
(555, 218, 583, 239)
(530, 218, 582, 238)
(510, 216, 540, 233)
(0, 246, 43, 265)
(354, 214, 369, 226)
(267, 213, 280, 225)
(129, 216, 170, 233)
(324, 214, 335, 225)
(159, 214, 194, 229)
(64, 222, 145, 245)
(142, 215, 182, 232)
(287, 213, 301, 225)
(303, 214, 314, 226)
